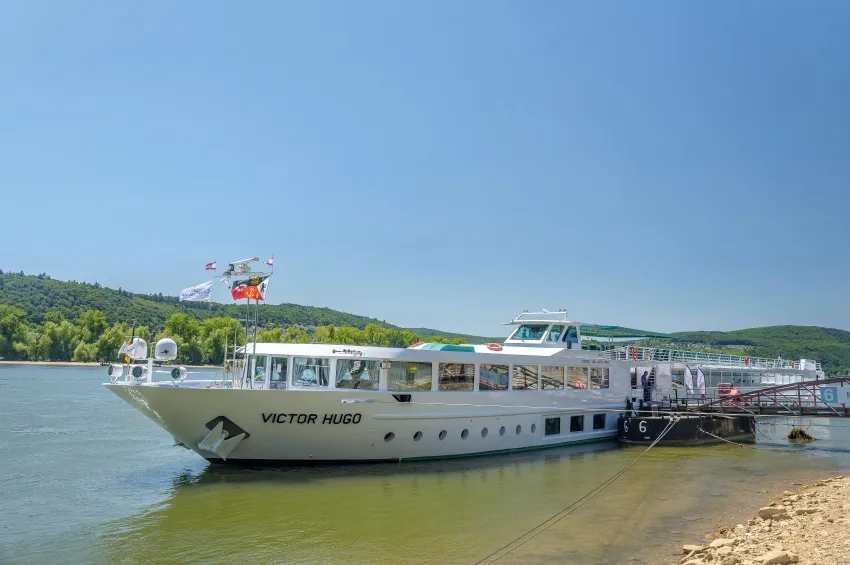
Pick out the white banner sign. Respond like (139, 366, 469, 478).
(180, 280, 214, 302)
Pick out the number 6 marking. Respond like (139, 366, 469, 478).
(639, 421, 647, 433)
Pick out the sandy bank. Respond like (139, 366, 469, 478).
(676, 475, 850, 565)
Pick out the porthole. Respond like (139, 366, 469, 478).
(414, 431, 423, 442)
(439, 430, 447, 440)
(461, 429, 469, 439)
(384, 432, 395, 442)
(499, 426, 506, 436)
(516, 425, 522, 435)
(531, 423, 537, 433)
(481, 427, 488, 438)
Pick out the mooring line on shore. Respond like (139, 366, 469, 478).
(470, 418, 679, 565)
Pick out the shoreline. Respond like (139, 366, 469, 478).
(0, 360, 221, 370)
(674, 474, 850, 565)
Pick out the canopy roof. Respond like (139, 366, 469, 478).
(578, 325, 678, 340)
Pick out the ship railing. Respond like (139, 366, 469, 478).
(634, 384, 821, 411)
(604, 346, 820, 371)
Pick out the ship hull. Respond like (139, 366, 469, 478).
(106, 384, 622, 464)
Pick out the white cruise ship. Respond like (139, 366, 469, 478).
(105, 309, 824, 465)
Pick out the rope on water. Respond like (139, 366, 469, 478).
(470, 417, 679, 565)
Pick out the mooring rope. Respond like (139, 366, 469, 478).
(470, 417, 679, 565)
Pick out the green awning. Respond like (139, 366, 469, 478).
(420, 343, 477, 352)
(579, 325, 677, 339)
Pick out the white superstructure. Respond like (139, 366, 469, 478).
(105, 308, 824, 464)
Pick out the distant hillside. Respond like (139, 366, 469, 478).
(0, 271, 490, 343)
(671, 326, 850, 375)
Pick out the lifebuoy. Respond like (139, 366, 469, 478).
(487, 343, 503, 352)
(629, 346, 638, 360)
(743, 356, 749, 366)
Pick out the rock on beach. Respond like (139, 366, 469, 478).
(676, 476, 850, 565)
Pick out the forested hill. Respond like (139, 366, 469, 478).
(0, 271, 487, 342)
(671, 326, 850, 376)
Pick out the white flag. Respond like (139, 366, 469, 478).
(684, 366, 694, 394)
(697, 366, 706, 395)
(180, 280, 214, 302)
(118, 339, 136, 357)
(257, 275, 271, 300)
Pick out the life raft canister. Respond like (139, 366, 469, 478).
(487, 343, 503, 352)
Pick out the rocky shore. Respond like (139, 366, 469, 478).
(676, 476, 850, 565)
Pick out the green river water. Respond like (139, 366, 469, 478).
(2, 364, 850, 565)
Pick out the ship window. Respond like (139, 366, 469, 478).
(438, 363, 474, 391)
(590, 367, 609, 389)
(541, 366, 565, 389)
(563, 326, 578, 344)
(251, 355, 267, 383)
(593, 414, 606, 430)
(269, 357, 288, 390)
(546, 325, 564, 342)
(293, 357, 329, 387)
(511, 324, 548, 341)
(336, 359, 380, 390)
(545, 417, 561, 435)
(567, 367, 588, 389)
(388, 361, 432, 391)
(513, 365, 539, 390)
(570, 415, 584, 432)
(479, 364, 509, 391)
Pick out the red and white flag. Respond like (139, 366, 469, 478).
(264, 256, 274, 267)
(205, 261, 217, 271)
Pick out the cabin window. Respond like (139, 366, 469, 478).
(563, 326, 579, 344)
(438, 363, 474, 391)
(251, 355, 268, 385)
(269, 357, 288, 389)
(513, 365, 539, 390)
(590, 367, 609, 389)
(567, 367, 588, 389)
(479, 364, 509, 391)
(541, 366, 565, 389)
(292, 357, 330, 388)
(388, 361, 432, 391)
(570, 415, 584, 432)
(336, 359, 380, 390)
(512, 324, 548, 341)
(593, 414, 606, 430)
(546, 325, 564, 342)
(544, 417, 561, 435)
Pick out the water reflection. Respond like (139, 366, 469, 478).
(96, 437, 845, 565)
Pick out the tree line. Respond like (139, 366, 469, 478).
(0, 271, 487, 344)
(0, 305, 465, 365)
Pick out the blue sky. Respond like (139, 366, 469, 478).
(1, 1, 849, 337)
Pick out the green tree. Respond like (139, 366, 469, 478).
(13, 326, 52, 361)
(95, 323, 129, 362)
(0, 304, 27, 359)
(45, 320, 80, 361)
(281, 326, 310, 343)
(78, 310, 108, 342)
(257, 327, 284, 343)
(72, 342, 98, 362)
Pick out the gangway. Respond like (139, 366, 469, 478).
(683, 377, 850, 417)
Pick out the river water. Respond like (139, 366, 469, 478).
(2, 364, 850, 565)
